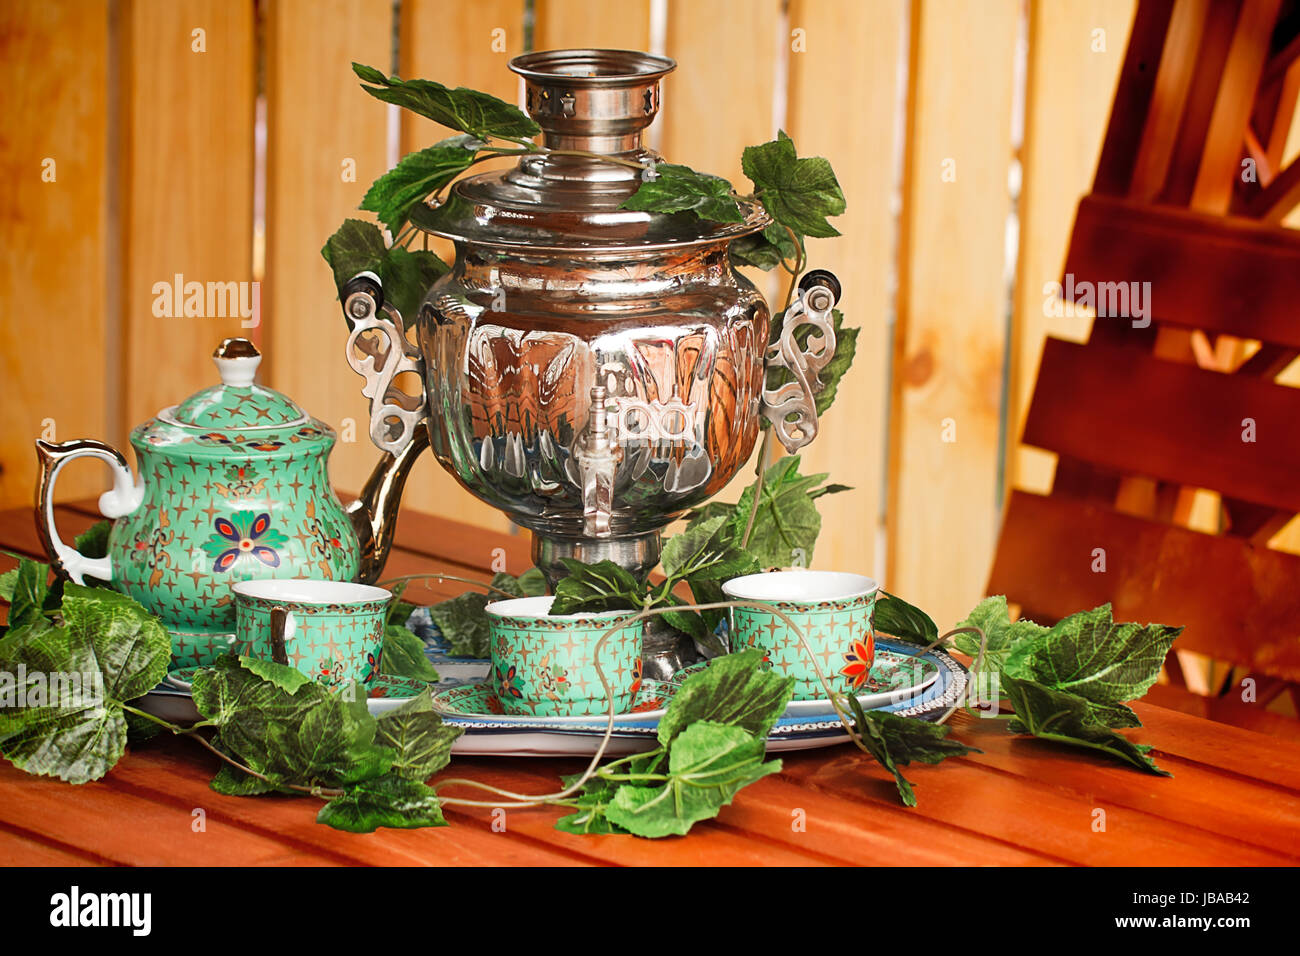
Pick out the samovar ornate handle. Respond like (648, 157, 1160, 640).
(761, 270, 841, 454)
(338, 272, 432, 584)
(341, 272, 428, 455)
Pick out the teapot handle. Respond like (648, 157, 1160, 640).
(34, 439, 143, 584)
(341, 272, 429, 455)
(760, 270, 840, 454)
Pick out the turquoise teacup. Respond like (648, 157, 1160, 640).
(232, 579, 391, 689)
(722, 570, 879, 700)
(485, 596, 644, 717)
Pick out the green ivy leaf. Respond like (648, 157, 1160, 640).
(210, 763, 280, 796)
(845, 696, 916, 806)
(353, 62, 539, 140)
(320, 219, 449, 325)
(656, 649, 793, 748)
(320, 217, 388, 290)
(192, 657, 393, 788)
(872, 593, 939, 647)
(1002, 676, 1170, 776)
(427, 591, 492, 658)
(380, 246, 449, 322)
(381, 624, 440, 682)
(844, 698, 979, 807)
(489, 568, 548, 599)
(361, 135, 479, 233)
(732, 222, 805, 271)
(238, 656, 315, 694)
(375, 688, 462, 780)
(60, 585, 171, 704)
(811, 311, 856, 416)
(548, 559, 644, 615)
(725, 456, 825, 567)
(658, 593, 708, 644)
(679, 456, 847, 570)
(0, 586, 170, 784)
(742, 130, 846, 238)
(125, 709, 164, 744)
(952, 595, 1049, 673)
(554, 778, 631, 835)
(317, 774, 448, 832)
(74, 520, 112, 559)
(621, 163, 745, 223)
(603, 722, 781, 838)
(729, 232, 784, 270)
(1003, 604, 1182, 705)
(659, 515, 730, 580)
(5, 559, 49, 630)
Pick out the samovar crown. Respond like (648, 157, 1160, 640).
(509, 48, 675, 154)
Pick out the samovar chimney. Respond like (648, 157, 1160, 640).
(509, 49, 675, 155)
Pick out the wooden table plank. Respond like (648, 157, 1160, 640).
(779, 746, 1294, 866)
(0, 825, 107, 866)
(109, 741, 594, 867)
(948, 713, 1300, 861)
(0, 766, 314, 866)
(1131, 702, 1300, 790)
(435, 760, 846, 866)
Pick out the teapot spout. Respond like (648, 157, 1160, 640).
(346, 427, 429, 584)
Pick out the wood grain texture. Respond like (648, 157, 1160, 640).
(888, 0, 1020, 629)
(395, 0, 524, 535)
(533, 0, 651, 51)
(1008, 0, 1135, 496)
(263, 0, 403, 511)
(661, 0, 780, 190)
(119, 0, 256, 440)
(401, 0, 525, 155)
(785, 0, 904, 582)
(0, 0, 110, 510)
(660, 0, 782, 513)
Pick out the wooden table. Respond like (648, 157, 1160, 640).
(2, 500, 1299, 866)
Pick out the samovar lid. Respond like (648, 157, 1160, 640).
(410, 48, 768, 253)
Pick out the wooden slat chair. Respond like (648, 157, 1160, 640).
(989, 0, 1300, 737)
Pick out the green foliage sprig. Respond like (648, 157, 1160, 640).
(875, 591, 1183, 782)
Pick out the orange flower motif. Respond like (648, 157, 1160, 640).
(839, 637, 875, 690)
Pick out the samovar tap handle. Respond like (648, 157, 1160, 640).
(760, 269, 840, 454)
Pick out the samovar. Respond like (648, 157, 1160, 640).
(340, 50, 838, 673)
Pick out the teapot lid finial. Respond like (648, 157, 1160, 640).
(213, 337, 262, 387)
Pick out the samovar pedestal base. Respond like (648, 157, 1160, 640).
(532, 530, 664, 589)
(531, 530, 701, 681)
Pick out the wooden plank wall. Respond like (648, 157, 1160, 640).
(1, 0, 1144, 628)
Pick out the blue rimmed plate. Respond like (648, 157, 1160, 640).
(134, 609, 968, 756)
(432, 679, 676, 724)
(673, 639, 941, 718)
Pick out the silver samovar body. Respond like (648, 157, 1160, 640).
(343, 51, 837, 669)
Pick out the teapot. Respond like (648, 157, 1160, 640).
(35, 337, 420, 666)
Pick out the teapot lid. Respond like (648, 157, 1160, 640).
(411, 49, 768, 253)
(131, 339, 334, 454)
(164, 339, 308, 430)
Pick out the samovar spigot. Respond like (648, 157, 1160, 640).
(573, 386, 621, 537)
